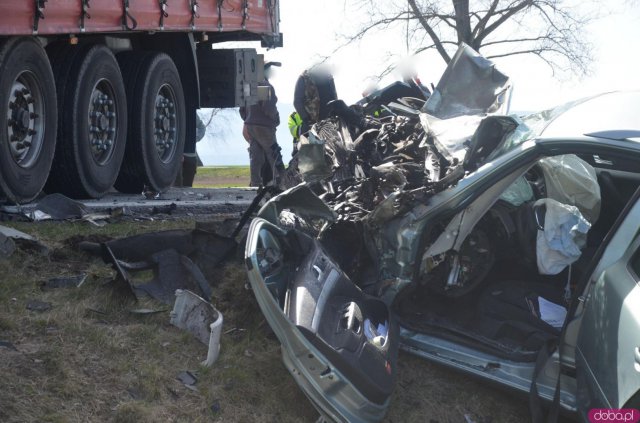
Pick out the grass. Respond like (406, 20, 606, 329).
(193, 166, 250, 188)
(0, 219, 531, 422)
(0, 219, 315, 423)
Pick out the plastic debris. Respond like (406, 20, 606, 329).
(170, 289, 223, 367)
(41, 274, 88, 290)
(176, 370, 198, 386)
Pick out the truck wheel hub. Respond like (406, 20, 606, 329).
(88, 79, 117, 165)
(7, 72, 44, 168)
(153, 84, 178, 163)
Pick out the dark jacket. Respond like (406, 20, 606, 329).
(293, 72, 337, 124)
(240, 80, 279, 128)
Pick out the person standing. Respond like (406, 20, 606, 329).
(293, 64, 338, 136)
(240, 62, 284, 187)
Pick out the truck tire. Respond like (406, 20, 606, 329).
(0, 37, 57, 203)
(115, 51, 186, 193)
(45, 45, 127, 198)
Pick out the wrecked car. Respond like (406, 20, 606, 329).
(245, 44, 640, 422)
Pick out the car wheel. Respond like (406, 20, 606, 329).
(115, 51, 185, 193)
(0, 37, 57, 203)
(46, 44, 127, 198)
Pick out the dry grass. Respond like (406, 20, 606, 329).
(193, 166, 250, 188)
(0, 219, 531, 422)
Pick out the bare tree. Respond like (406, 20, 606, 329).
(196, 108, 234, 141)
(343, 0, 595, 76)
(200, 108, 220, 128)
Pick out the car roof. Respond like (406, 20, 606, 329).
(537, 91, 640, 141)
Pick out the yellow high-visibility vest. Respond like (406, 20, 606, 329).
(288, 111, 303, 144)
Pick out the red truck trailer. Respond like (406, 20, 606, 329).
(0, 0, 281, 203)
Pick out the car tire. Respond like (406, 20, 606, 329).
(46, 44, 127, 198)
(115, 51, 186, 194)
(0, 37, 57, 203)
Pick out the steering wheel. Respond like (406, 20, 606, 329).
(524, 164, 546, 199)
(423, 226, 495, 298)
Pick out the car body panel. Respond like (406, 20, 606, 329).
(574, 196, 640, 414)
(246, 81, 640, 420)
(380, 137, 640, 302)
(400, 328, 578, 411)
(245, 217, 398, 422)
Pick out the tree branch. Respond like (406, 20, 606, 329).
(407, 0, 452, 62)
(476, 0, 534, 45)
(471, 0, 499, 42)
(339, 0, 594, 78)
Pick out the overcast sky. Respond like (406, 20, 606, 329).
(197, 0, 640, 165)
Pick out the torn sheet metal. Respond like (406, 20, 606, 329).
(81, 227, 239, 306)
(268, 44, 518, 300)
(133, 249, 212, 304)
(81, 230, 197, 261)
(280, 45, 513, 230)
(297, 142, 333, 182)
(170, 289, 223, 367)
(102, 244, 138, 303)
(257, 185, 336, 226)
(80, 229, 237, 271)
(25, 193, 122, 226)
(0, 224, 48, 255)
(33, 193, 88, 220)
(424, 43, 511, 119)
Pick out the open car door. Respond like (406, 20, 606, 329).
(245, 214, 399, 422)
(574, 193, 640, 417)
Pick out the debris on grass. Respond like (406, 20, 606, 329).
(128, 308, 167, 315)
(26, 299, 52, 312)
(102, 244, 138, 303)
(176, 370, 198, 387)
(170, 289, 223, 367)
(32, 193, 88, 220)
(41, 273, 88, 290)
(27, 193, 122, 226)
(0, 224, 48, 255)
(0, 232, 15, 259)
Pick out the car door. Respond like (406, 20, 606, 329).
(575, 194, 640, 416)
(244, 209, 399, 423)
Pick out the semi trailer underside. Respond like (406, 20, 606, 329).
(0, 0, 280, 203)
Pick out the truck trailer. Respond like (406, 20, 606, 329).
(0, 0, 281, 203)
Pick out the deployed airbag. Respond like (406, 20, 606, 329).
(538, 154, 601, 223)
(536, 198, 591, 275)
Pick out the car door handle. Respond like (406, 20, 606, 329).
(635, 347, 640, 364)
